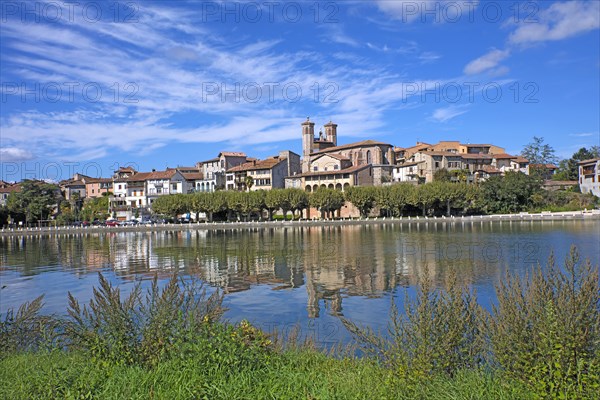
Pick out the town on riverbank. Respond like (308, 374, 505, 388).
(1, 119, 599, 228)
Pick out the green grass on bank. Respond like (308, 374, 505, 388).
(0, 350, 533, 400)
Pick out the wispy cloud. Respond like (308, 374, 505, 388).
(431, 105, 469, 122)
(464, 49, 510, 75)
(1, 3, 469, 161)
(509, 1, 600, 45)
(569, 132, 596, 138)
(375, 1, 480, 23)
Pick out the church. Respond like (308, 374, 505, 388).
(285, 117, 396, 192)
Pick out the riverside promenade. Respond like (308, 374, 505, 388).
(1, 210, 599, 237)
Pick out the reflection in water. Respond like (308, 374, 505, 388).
(1, 220, 599, 342)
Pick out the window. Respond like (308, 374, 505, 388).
(172, 183, 177, 191)
(313, 166, 318, 171)
(221, 160, 225, 168)
(118, 184, 122, 190)
(91, 189, 95, 194)
(435, 162, 440, 168)
(334, 165, 339, 170)
(366, 150, 372, 164)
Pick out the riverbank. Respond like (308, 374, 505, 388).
(2, 249, 597, 399)
(1, 210, 599, 237)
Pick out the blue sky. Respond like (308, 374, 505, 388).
(1, 0, 599, 181)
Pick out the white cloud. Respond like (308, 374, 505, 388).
(376, 1, 479, 22)
(0, 3, 466, 162)
(0, 147, 35, 162)
(509, 1, 600, 45)
(464, 49, 510, 75)
(569, 132, 596, 137)
(432, 105, 469, 122)
(418, 51, 442, 64)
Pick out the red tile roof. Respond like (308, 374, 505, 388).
(227, 156, 285, 172)
(512, 156, 529, 163)
(312, 152, 350, 161)
(461, 153, 493, 160)
(530, 164, 557, 170)
(0, 184, 21, 194)
(416, 151, 462, 157)
(312, 140, 391, 155)
(493, 153, 517, 159)
(577, 158, 600, 164)
(182, 172, 204, 180)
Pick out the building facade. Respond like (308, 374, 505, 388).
(226, 151, 301, 191)
(578, 158, 600, 197)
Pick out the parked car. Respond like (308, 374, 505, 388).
(105, 220, 120, 227)
(121, 220, 138, 226)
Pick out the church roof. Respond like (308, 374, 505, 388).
(312, 140, 391, 155)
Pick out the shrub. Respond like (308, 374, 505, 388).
(65, 273, 223, 367)
(0, 295, 60, 357)
(489, 246, 600, 398)
(344, 268, 485, 382)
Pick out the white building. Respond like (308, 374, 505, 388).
(578, 158, 600, 197)
(196, 152, 249, 192)
(392, 161, 423, 183)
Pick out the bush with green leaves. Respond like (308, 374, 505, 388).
(344, 269, 485, 383)
(489, 246, 600, 398)
(0, 296, 60, 356)
(65, 273, 223, 367)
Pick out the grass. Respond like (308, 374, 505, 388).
(0, 350, 534, 399)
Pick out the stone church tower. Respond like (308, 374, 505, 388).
(301, 117, 338, 173)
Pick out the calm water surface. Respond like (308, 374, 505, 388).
(1, 220, 599, 346)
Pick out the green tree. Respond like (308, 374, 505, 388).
(554, 147, 600, 181)
(433, 168, 452, 182)
(411, 184, 438, 216)
(232, 190, 265, 221)
(206, 191, 228, 222)
(264, 189, 285, 221)
(6, 180, 59, 225)
(521, 136, 558, 165)
(480, 171, 542, 214)
(80, 194, 110, 222)
(244, 176, 254, 192)
(344, 186, 376, 218)
(0, 205, 9, 227)
(285, 189, 308, 220)
(151, 194, 190, 220)
(310, 188, 344, 219)
(191, 192, 210, 221)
